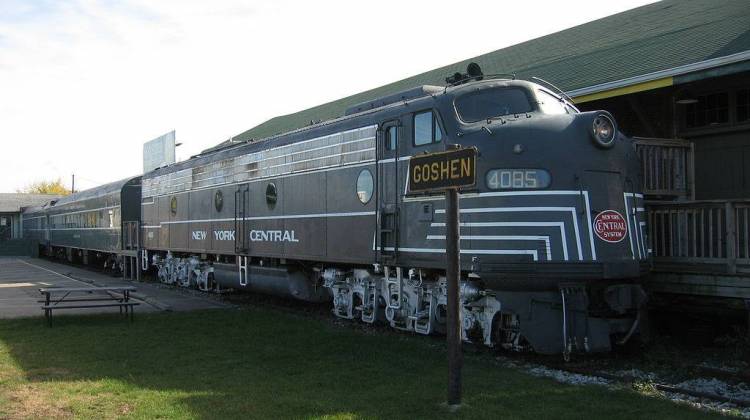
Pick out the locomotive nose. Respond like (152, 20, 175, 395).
(573, 110, 646, 265)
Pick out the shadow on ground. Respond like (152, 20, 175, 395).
(0, 308, 724, 419)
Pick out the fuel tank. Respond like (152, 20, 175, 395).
(213, 263, 330, 302)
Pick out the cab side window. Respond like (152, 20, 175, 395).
(386, 126, 397, 151)
(414, 110, 443, 146)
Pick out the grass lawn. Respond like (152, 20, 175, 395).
(0, 306, 724, 419)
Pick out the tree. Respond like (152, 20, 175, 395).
(17, 178, 71, 195)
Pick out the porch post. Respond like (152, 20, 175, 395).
(725, 201, 737, 275)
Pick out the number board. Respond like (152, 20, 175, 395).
(408, 147, 477, 193)
(486, 169, 551, 190)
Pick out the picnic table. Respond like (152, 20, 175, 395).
(38, 286, 139, 325)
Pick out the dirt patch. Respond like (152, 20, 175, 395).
(118, 403, 134, 416)
(5, 384, 73, 419)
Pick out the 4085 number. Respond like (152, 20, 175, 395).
(486, 169, 551, 190)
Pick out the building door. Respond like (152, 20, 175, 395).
(377, 121, 400, 263)
(0, 215, 10, 241)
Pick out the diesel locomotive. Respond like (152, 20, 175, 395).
(22, 66, 648, 356)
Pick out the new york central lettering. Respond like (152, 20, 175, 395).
(249, 230, 299, 243)
(214, 230, 235, 241)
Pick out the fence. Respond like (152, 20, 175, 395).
(647, 200, 750, 274)
(634, 137, 694, 200)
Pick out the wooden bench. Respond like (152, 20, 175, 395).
(39, 286, 139, 326)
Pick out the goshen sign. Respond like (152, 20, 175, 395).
(407, 147, 477, 193)
(593, 210, 628, 243)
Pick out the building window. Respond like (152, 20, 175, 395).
(684, 92, 729, 129)
(738, 89, 750, 123)
(414, 111, 443, 146)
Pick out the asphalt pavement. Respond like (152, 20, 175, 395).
(0, 257, 230, 319)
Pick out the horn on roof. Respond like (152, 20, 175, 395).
(446, 62, 484, 85)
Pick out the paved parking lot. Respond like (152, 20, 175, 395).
(0, 257, 230, 319)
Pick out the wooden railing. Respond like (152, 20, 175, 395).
(634, 137, 694, 200)
(647, 200, 750, 274)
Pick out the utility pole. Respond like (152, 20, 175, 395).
(71, 174, 75, 194)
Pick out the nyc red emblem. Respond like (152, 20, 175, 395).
(593, 210, 627, 243)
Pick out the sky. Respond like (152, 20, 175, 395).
(0, 0, 657, 193)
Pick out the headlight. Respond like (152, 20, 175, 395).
(591, 113, 617, 148)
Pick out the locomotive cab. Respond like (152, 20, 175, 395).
(419, 74, 649, 354)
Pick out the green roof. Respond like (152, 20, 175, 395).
(226, 0, 750, 145)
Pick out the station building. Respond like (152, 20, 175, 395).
(0, 194, 59, 241)
(219, 0, 750, 311)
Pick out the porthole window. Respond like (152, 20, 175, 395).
(356, 169, 374, 204)
(266, 183, 277, 208)
(214, 190, 224, 212)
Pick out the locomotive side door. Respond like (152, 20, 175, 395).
(377, 120, 401, 263)
(234, 183, 249, 254)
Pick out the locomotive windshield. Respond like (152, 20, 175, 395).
(536, 89, 579, 115)
(454, 87, 533, 123)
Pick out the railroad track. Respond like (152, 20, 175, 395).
(541, 362, 750, 408)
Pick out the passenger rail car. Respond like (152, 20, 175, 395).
(22, 177, 141, 270)
(138, 68, 648, 355)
